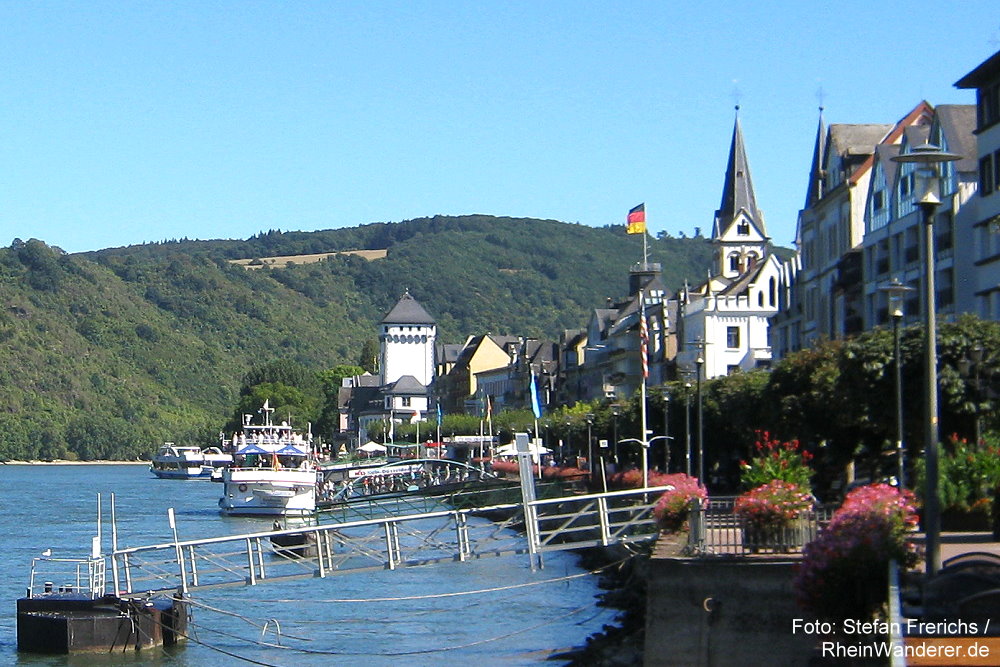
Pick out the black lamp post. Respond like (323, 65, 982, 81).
(662, 392, 671, 473)
(611, 405, 620, 467)
(880, 278, 915, 489)
(684, 378, 693, 476)
(696, 354, 705, 484)
(891, 142, 962, 577)
(586, 413, 595, 484)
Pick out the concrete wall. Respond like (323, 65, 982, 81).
(645, 557, 815, 666)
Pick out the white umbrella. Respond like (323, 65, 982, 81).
(358, 442, 387, 453)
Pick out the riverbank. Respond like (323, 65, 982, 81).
(554, 544, 650, 666)
(1, 459, 149, 465)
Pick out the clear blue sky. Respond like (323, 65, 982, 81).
(2, 2, 998, 254)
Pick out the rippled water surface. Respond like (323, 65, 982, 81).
(1, 464, 616, 666)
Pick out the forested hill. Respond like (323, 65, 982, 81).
(2, 215, 718, 460)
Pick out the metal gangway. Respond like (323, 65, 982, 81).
(110, 485, 670, 596)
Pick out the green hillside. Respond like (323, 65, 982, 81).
(1, 215, 717, 460)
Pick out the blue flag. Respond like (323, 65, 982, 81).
(530, 372, 542, 419)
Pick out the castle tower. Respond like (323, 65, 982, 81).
(379, 291, 437, 387)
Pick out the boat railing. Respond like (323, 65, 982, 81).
(26, 556, 106, 599)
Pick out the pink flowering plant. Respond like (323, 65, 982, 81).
(609, 469, 682, 491)
(652, 473, 708, 533)
(734, 479, 813, 531)
(794, 483, 919, 621)
(739, 430, 813, 492)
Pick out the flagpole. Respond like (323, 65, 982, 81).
(643, 226, 649, 270)
(639, 290, 649, 489)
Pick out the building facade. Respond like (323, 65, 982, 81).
(860, 105, 977, 330)
(957, 50, 1000, 320)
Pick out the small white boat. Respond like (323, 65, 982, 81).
(218, 402, 318, 517)
(150, 443, 233, 480)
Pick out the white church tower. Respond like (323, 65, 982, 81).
(380, 290, 437, 387)
(679, 109, 783, 379)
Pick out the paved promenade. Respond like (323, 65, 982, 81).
(929, 531, 1000, 567)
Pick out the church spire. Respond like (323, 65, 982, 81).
(713, 106, 764, 240)
(803, 106, 826, 210)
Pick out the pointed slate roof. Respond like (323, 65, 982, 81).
(381, 290, 435, 325)
(804, 109, 826, 209)
(934, 104, 977, 173)
(714, 111, 764, 238)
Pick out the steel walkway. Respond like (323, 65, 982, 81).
(110, 485, 669, 595)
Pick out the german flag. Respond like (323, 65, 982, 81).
(627, 203, 646, 234)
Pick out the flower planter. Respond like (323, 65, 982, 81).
(742, 516, 811, 553)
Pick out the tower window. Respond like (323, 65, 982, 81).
(727, 326, 740, 348)
(737, 221, 750, 235)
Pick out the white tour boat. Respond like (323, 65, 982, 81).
(150, 443, 233, 479)
(218, 402, 318, 517)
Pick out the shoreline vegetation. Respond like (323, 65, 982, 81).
(1, 459, 149, 465)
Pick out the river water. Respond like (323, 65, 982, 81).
(1, 464, 618, 666)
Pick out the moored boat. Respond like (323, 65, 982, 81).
(317, 458, 498, 505)
(150, 443, 232, 480)
(218, 402, 318, 517)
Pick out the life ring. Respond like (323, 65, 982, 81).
(238, 483, 248, 492)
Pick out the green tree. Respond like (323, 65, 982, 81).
(316, 365, 366, 438)
(358, 339, 379, 373)
(233, 382, 320, 431)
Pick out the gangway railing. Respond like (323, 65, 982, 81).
(528, 486, 671, 552)
(110, 486, 667, 595)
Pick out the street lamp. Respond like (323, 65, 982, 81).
(649, 435, 672, 475)
(618, 438, 649, 482)
(696, 354, 705, 484)
(683, 376, 693, 476)
(611, 405, 621, 467)
(880, 278, 915, 489)
(586, 413, 595, 485)
(662, 393, 671, 473)
(891, 142, 962, 577)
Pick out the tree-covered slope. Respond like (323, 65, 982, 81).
(2, 215, 718, 459)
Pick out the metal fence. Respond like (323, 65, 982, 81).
(26, 556, 106, 598)
(686, 497, 834, 557)
(529, 486, 670, 553)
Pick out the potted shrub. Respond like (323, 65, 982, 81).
(915, 434, 1000, 532)
(734, 480, 814, 552)
(739, 430, 813, 490)
(794, 483, 919, 621)
(652, 473, 707, 533)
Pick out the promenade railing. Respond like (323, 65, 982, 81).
(686, 496, 835, 557)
